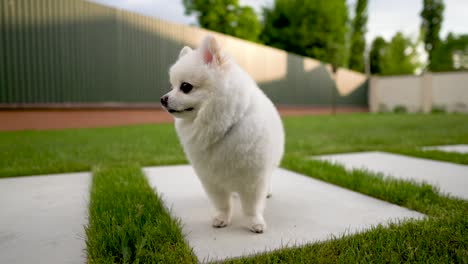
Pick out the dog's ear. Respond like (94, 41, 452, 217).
(200, 35, 223, 65)
(179, 46, 192, 59)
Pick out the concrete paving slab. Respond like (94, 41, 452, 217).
(144, 165, 424, 262)
(314, 151, 468, 200)
(0, 172, 91, 264)
(422, 144, 468, 154)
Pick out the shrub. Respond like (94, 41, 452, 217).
(393, 105, 407, 113)
(431, 105, 446, 114)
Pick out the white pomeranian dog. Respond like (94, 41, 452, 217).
(161, 36, 284, 233)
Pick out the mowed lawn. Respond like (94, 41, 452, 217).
(1, 113, 468, 263)
(1, 113, 468, 178)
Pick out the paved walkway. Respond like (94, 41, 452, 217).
(314, 151, 468, 200)
(1, 159, 439, 263)
(422, 144, 468, 154)
(0, 173, 91, 264)
(0, 106, 367, 131)
(144, 165, 424, 262)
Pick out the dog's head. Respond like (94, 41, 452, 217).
(161, 36, 227, 119)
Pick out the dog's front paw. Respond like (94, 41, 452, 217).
(212, 214, 230, 228)
(250, 223, 266, 233)
(247, 216, 266, 233)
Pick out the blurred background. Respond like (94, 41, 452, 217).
(0, 0, 467, 130)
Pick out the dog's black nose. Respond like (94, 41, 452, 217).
(160, 96, 169, 107)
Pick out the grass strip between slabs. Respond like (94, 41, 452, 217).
(85, 164, 196, 263)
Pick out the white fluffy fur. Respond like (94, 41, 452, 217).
(162, 36, 284, 233)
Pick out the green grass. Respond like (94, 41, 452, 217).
(283, 113, 468, 162)
(0, 124, 186, 178)
(1, 113, 467, 178)
(86, 164, 196, 263)
(1, 113, 468, 263)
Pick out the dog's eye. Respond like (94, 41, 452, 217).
(180, 82, 193, 94)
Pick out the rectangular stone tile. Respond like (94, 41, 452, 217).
(0, 172, 91, 264)
(422, 144, 468, 154)
(144, 165, 424, 262)
(314, 151, 468, 200)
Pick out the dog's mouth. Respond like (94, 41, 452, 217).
(168, 107, 194, 113)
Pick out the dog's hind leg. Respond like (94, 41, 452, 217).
(202, 182, 233, 228)
(266, 171, 273, 198)
(239, 185, 268, 233)
(266, 182, 272, 198)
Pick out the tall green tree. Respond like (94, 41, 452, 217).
(431, 33, 468, 72)
(348, 0, 368, 72)
(380, 32, 421, 75)
(420, 0, 444, 71)
(369, 37, 387, 74)
(183, 0, 262, 42)
(431, 33, 456, 72)
(370, 33, 421, 76)
(450, 34, 468, 70)
(261, 0, 348, 66)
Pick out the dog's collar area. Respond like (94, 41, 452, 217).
(169, 107, 194, 113)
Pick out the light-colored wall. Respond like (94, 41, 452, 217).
(157, 19, 367, 96)
(370, 75, 423, 112)
(1, 0, 368, 107)
(432, 72, 468, 112)
(369, 72, 468, 113)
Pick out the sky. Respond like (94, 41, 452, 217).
(90, 0, 468, 46)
